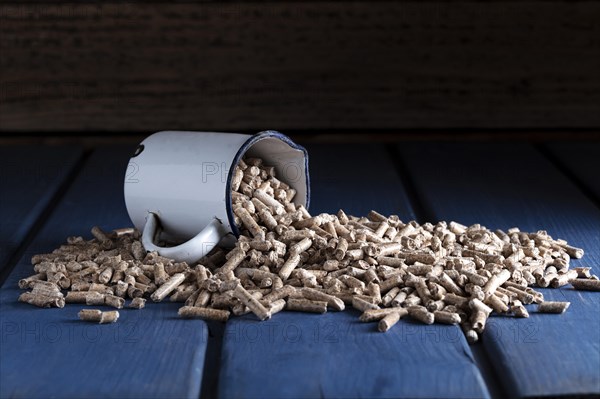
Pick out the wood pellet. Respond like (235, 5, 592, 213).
(16, 155, 593, 341)
(78, 309, 119, 324)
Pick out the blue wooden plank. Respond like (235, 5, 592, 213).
(0, 145, 82, 273)
(218, 143, 490, 399)
(397, 142, 600, 398)
(306, 144, 417, 218)
(544, 141, 600, 201)
(221, 311, 487, 399)
(0, 146, 209, 399)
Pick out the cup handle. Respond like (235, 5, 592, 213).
(141, 212, 229, 264)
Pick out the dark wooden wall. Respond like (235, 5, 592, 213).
(1, 1, 600, 133)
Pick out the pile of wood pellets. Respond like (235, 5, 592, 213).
(18, 156, 599, 342)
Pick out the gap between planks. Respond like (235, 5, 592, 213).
(386, 143, 509, 399)
(0, 148, 89, 285)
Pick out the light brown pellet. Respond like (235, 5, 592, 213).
(551, 270, 578, 288)
(233, 284, 271, 321)
(278, 254, 301, 281)
(390, 290, 409, 308)
(19, 292, 65, 308)
(91, 226, 112, 249)
(220, 248, 247, 274)
(574, 267, 592, 279)
(471, 310, 489, 333)
(18, 273, 46, 289)
(351, 297, 379, 312)
(235, 207, 265, 239)
(178, 306, 230, 322)
(287, 298, 327, 313)
(485, 294, 509, 313)
(570, 278, 600, 291)
(65, 291, 92, 303)
(378, 312, 401, 332)
(290, 237, 313, 256)
(151, 273, 186, 302)
(253, 189, 285, 214)
(461, 322, 479, 344)
(511, 300, 529, 318)
(105, 294, 125, 309)
(79, 309, 119, 324)
(443, 293, 469, 308)
(262, 285, 295, 303)
(407, 306, 434, 325)
(482, 270, 511, 299)
(153, 263, 169, 286)
(433, 310, 461, 325)
(267, 299, 287, 316)
(334, 238, 348, 261)
(129, 297, 146, 309)
(300, 287, 345, 311)
(538, 301, 570, 314)
(382, 287, 401, 307)
(85, 291, 106, 306)
(359, 308, 408, 323)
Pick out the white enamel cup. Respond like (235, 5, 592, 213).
(124, 130, 310, 263)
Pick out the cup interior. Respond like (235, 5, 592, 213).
(225, 130, 310, 238)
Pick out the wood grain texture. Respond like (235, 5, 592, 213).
(0, 145, 82, 273)
(218, 143, 489, 399)
(1, 2, 600, 132)
(0, 146, 209, 399)
(396, 142, 600, 397)
(544, 141, 600, 201)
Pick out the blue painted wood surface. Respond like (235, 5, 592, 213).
(306, 144, 417, 218)
(218, 144, 489, 399)
(221, 310, 487, 399)
(0, 147, 209, 399)
(2, 140, 598, 398)
(545, 141, 600, 201)
(0, 145, 82, 273)
(397, 142, 600, 398)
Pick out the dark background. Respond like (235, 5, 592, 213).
(1, 1, 599, 141)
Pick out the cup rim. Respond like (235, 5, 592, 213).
(224, 130, 311, 237)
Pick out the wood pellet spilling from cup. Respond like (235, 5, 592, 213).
(18, 156, 598, 342)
